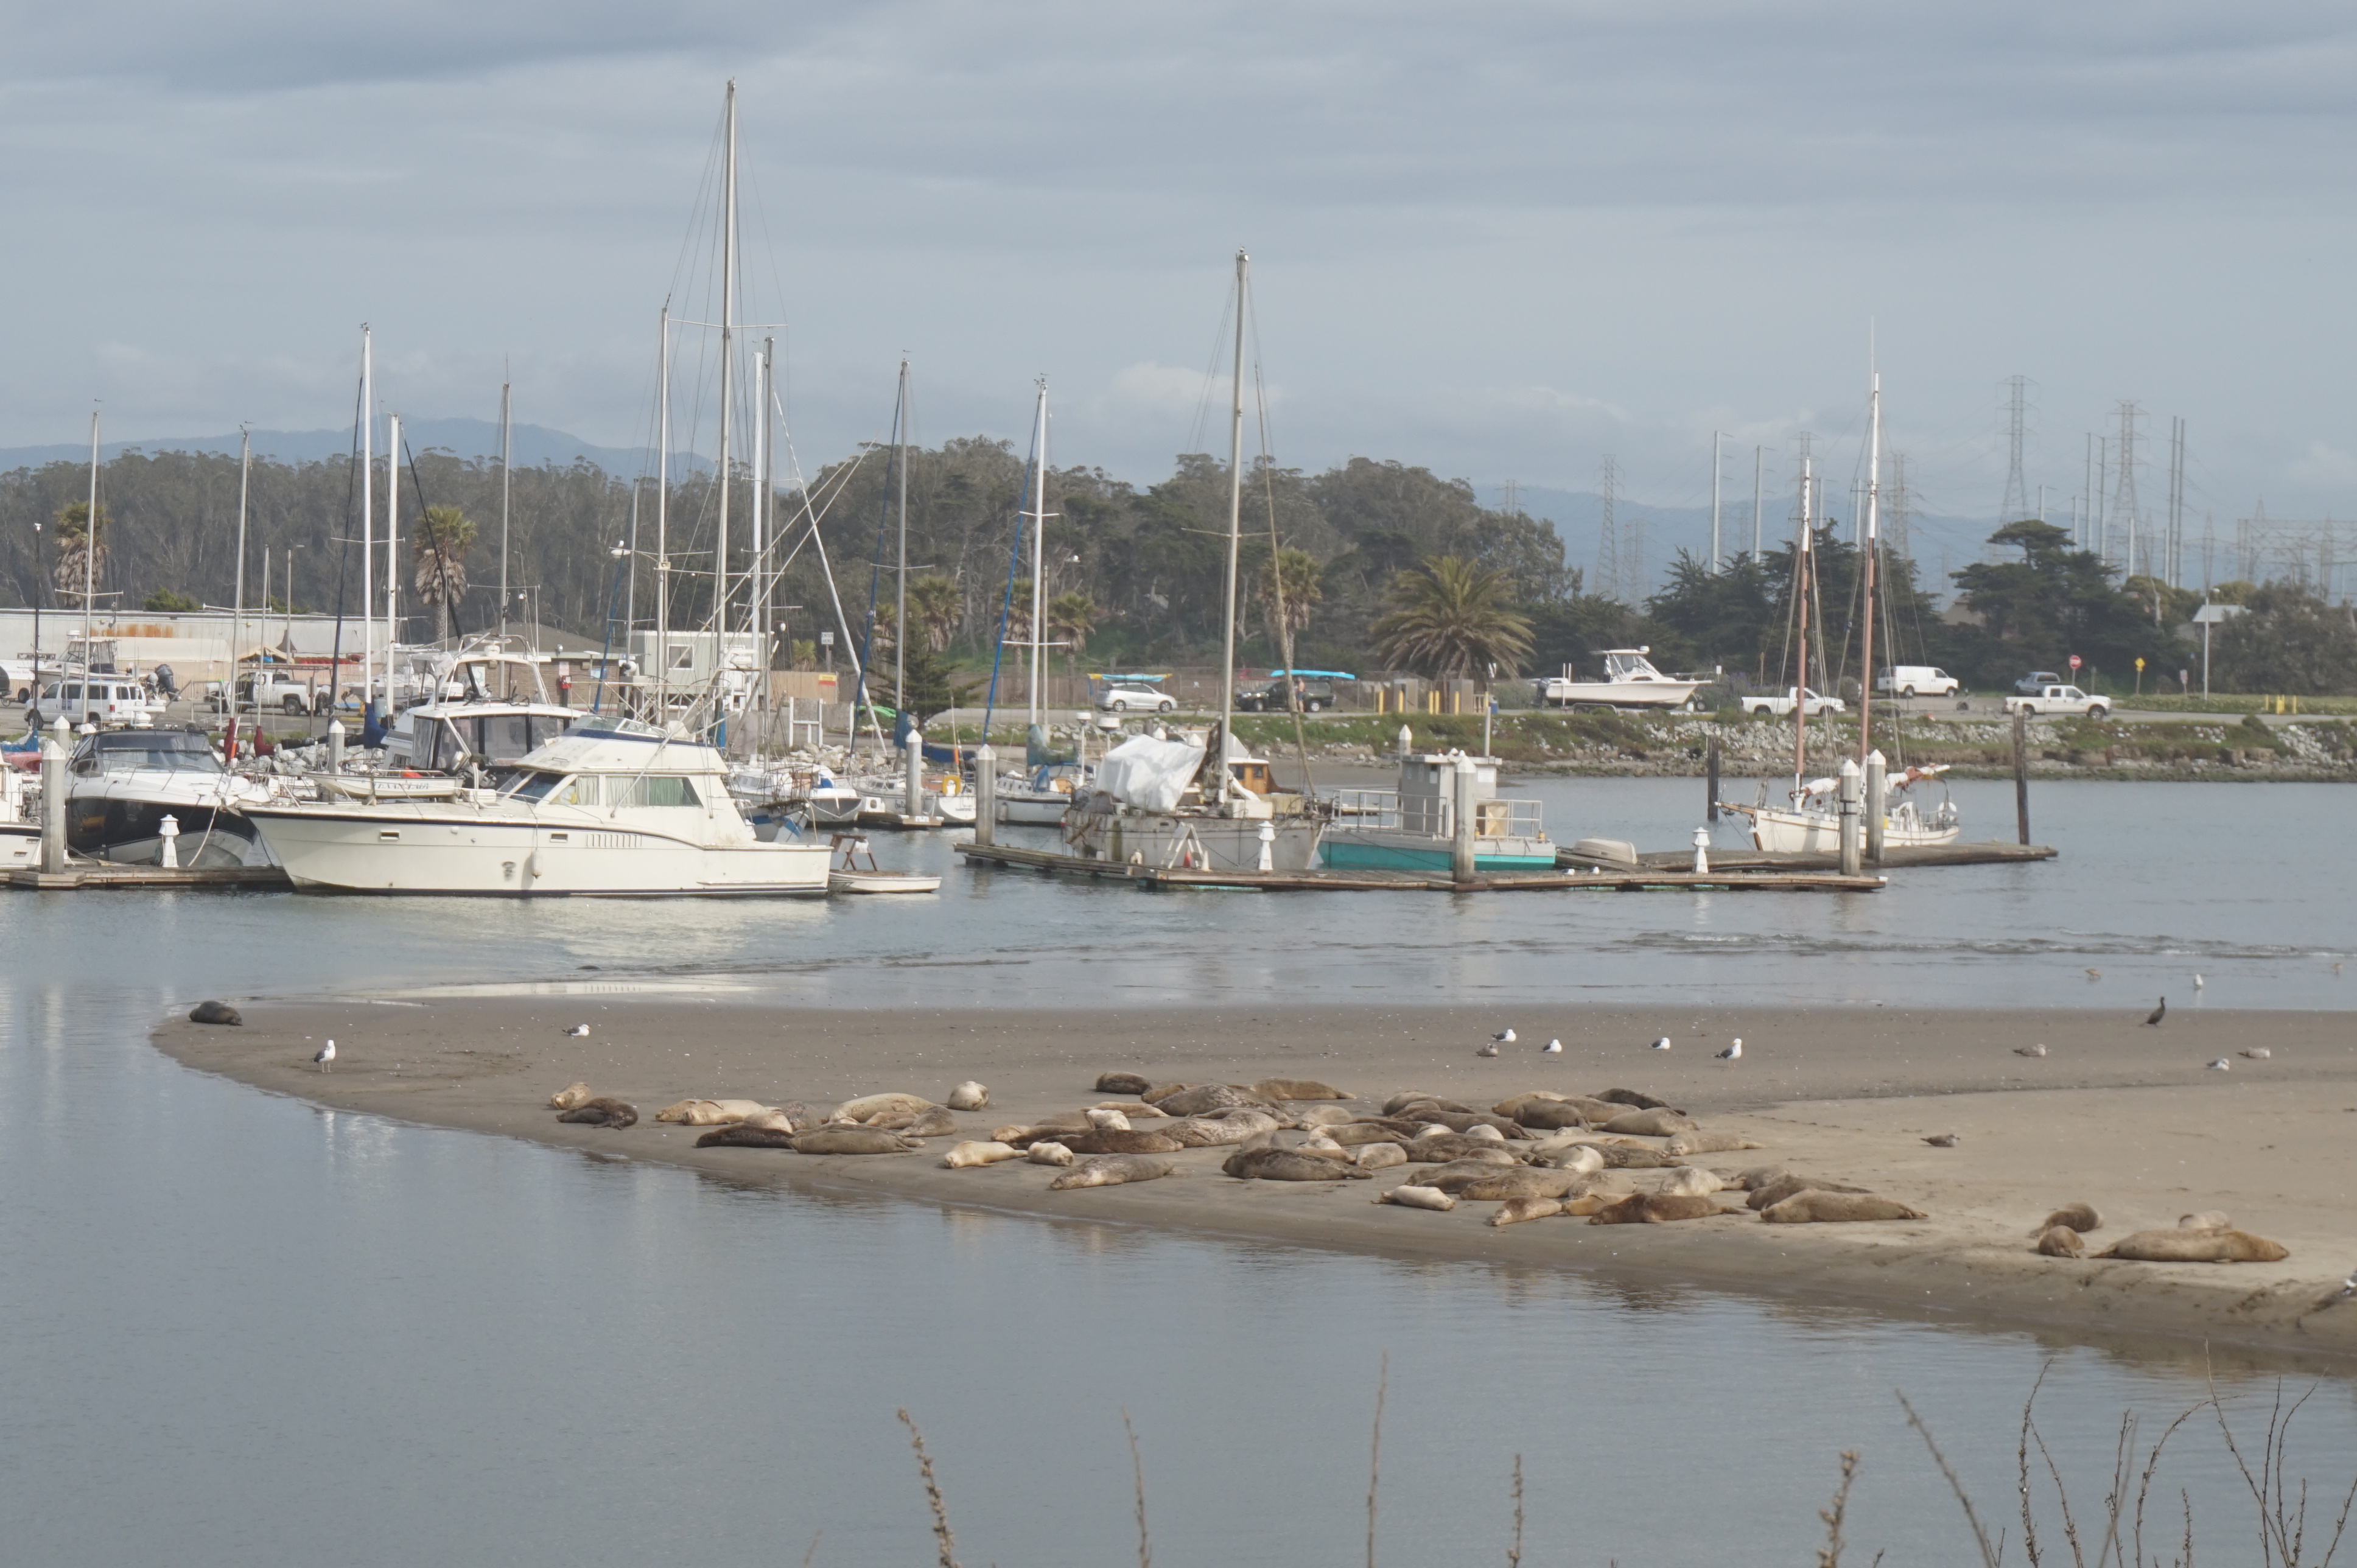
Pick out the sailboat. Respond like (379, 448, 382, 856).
(1723, 366, 1959, 853)
(1059, 251, 1326, 873)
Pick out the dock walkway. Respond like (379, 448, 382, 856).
(957, 841, 1882, 892)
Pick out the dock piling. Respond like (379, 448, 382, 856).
(1706, 737, 1720, 823)
(972, 745, 996, 846)
(40, 716, 68, 874)
(904, 726, 924, 821)
(1451, 754, 1476, 886)
(1864, 749, 1886, 866)
(328, 720, 345, 774)
(2012, 709, 2031, 845)
(1837, 757, 1862, 877)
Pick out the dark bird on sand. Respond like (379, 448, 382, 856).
(1922, 1133, 1959, 1148)
(2144, 998, 2167, 1027)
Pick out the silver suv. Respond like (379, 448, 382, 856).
(1095, 683, 1175, 714)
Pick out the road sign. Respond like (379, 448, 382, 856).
(2068, 654, 2081, 671)
(2135, 657, 2145, 672)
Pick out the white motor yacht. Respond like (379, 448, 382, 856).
(383, 638, 578, 775)
(1532, 648, 1703, 711)
(243, 718, 831, 895)
(66, 726, 279, 867)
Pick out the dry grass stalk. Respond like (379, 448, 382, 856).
(1897, 1390, 2002, 1568)
(1508, 1453, 1524, 1568)
(897, 1408, 961, 1568)
(1123, 1409, 1152, 1568)
(2205, 1367, 2357, 1568)
(1367, 1352, 1389, 1568)
(1818, 1450, 1860, 1568)
(801, 1530, 823, 1567)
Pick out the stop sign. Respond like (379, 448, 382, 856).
(2068, 654, 2082, 671)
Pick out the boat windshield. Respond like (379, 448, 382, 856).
(75, 731, 222, 774)
(1602, 651, 1665, 681)
(499, 769, 569, 802)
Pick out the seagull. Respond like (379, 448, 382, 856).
(1651, 1036, 1673, 1051)
(2206, 1058, 2231, 1072)
(1922, 1133, 1959, 1148)
(2014, 1044, 2050, 1058)
(2145, 998, 2168, 1027)
(313, 1039, 336, 1073)
(1491, 1029, 1518, 1045)
(2341, 1266, 2357, 1298)
(2193, 974, 2205, 990)
(1476, 1041, 1501, 1059)
(2086, 968, 2103, 980)
(2239, 1048, 2272, 1060)
(1715, 1038, 1743, 1062)
(564, 1024, 591, 1037)
(1542, 1038, 1563, 1054)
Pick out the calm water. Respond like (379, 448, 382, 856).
(2, 779, 2352, 1564)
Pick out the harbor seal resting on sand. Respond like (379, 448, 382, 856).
(1152, 1083, 1269, 1117)
(1406, 1132, 1526, 1164)
(1595, 1088, 1675, 1110)
(1415, 1160, 1542, 1194)
(1309, 1122, 1403, 1146)
(1760, 1191, 1927, 1223)
(1656, 1166, 1731, 1197)
(1746, 1174, 1869, 1210)
(1356, 1143, 1408, 1170)
(1049, 1154, 1174, 1190)
(1563, 1143, 1673, 1169)
(1509, 1101, 1603, 1132)
(1376, 1185, 1456, 1211)
(834, 1092, 938, 1124)
(1026, 1142, 1074, 1166)
(1490, 1197, 1564, 1227)
(1457, 1168, 1586, 1201)
(741, 1103, 817, 1133)
(556, 1097, 638, 1129)
(942, 1140, 1025, 1168)
(790, 1127, 916, 1155)
(1161, 1110, 1283, 1147)
(2036, 1226, 2087, 1258)
(695, 1124, 797, 1149)
(1059, 1129, 1186, 1155)
(549, 1082, 594, 1110)
(2100, 1228, 2289, 1263)
(656, 1099, 771, 1126)
(2178, 1211, 2232, 1231)
(1664, 1130, 1765, 1157)
(1734, 1166, 1793, 1191)
(1095, 1101, 1171, 1118)
(1253, 1077, 1349, 1102)
(891, 1107, 958, 1138)
(1223, 1147, 1371, 1181)
(1085, 1107, 1132, 1130)
(188, 1000, 243, 1026)
(1535, 1141, 1607, 1175)
(947, 1081, 990, 1111)
(1383, 1091, 1473, 1116)
(1590, 1193, 1735, 1224)
(2031, 1202, 2103, 1235)
(1601, 1108, 1699, 1137)
(1096, 1071, 1152, 1096)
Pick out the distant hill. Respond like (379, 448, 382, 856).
(0, 419, 671, 475)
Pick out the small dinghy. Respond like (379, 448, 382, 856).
(827, 834, 941, 895)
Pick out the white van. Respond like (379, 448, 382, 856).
(1875, 665, 1961, 698)
(27, 677, 166, 729)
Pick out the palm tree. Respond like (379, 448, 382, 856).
(1370, 555, 1533, 689)
(1259, 546, 1322, 646)
(52, 500, 111, 607)
(412, 505, 478, 641)
(1046, 591, 1097, 658)
(908, 573, 962, 653)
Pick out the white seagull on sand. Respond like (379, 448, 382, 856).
(2193, 974, 2205, 989)
(564, 1024, 591, 1037)
(313, 1039, 336, 1072)
(1491, 1029, 1517, 1045)
(2205, 1058, 2231, 1071)
(2014, 1044, 2049, 1057)
(1543, 1038, 1563, 1054)
(1716, 1038, 1743, 1062)
(1651, 1036, 1673, 1051)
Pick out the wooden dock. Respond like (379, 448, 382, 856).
(957, 841, 1882, 892)
(9, 864, 292, 891)
(1558, 840, 2057, 874)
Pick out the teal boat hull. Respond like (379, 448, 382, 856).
(1320, 839, 1557, 873)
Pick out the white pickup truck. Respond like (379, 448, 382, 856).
(1745, 687, 1846, 718)
(2003, 684, 2110, 719)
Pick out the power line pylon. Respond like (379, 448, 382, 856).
(1999, 375, 2036, 524)
(2106, 401, 2143, 576)
(1595, 454, 1619, 603)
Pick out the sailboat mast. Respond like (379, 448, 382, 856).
(1858, 369, 1881, 765)
(1028, 380, 1047, 728)
(80, 409, 97, 724)
(498, 376, 511, 637)
(895, 357, 909, 712)
(231, 429, 249, 749)
(361, 327, 374, 720)
(1217, 250, 1248, 797)
(715, 80, 738, 674)
(656, 306, 670, 721)
(1793, 456, 1812, 790)
(385, 412, 399, 716)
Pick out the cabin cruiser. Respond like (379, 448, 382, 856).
(0, 754, 37, 868)
(1060, 727, 1325, 872)
(382, 637, 578, 774)
(65, 727, 278, 867)
(1532, 648, 1703, 711)
(1319, 751, 1553, 872)
(993, 760, 1088, 827)
(243, 718, 832, 895)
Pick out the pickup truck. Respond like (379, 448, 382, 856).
(208, 669, 326, 716)
(1745, 687, 1846, 718)
(2003, 684, 2110, 719)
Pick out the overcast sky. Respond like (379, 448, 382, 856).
(6, 1, 2355, 553)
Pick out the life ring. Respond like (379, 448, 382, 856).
(939, 776, 961, 796)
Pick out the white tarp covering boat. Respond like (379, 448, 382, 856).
(1092, 735, 1205, 813)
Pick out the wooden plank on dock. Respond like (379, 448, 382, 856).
(1561, 840, 2058, 873)
(956, 842, 1882, 892)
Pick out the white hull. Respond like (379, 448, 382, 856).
(1062, 808, 1325, 872)
(828, 870, 941, 894)
(995, 791, 1073, 827)
(1741, 805, 1961, 854)
(1535, 680, 1700, 710)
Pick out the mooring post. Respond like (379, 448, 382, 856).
(2012, 709, 2031, 845)
(40, 715, 69, 874)
(328, 719, 346, 774)
(903, 726, 925, 821)
(1864, 748, 1887, 866)
(1706, 735, 1720, 823)
(972, 744, 996, 847)
(1837, 757, 1862, 876)
(1451, 752, 1477, 886)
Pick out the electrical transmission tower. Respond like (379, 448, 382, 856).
(1628, 515, 1648, 604)
(2165, 418, 2187, 587)
(1999, 375, 2036, 524)
(2105, 402, 2143, 575)
(1595, 454, 1620, 603)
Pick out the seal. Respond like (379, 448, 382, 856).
(548, 1081, 594, 1110)
(1059, 1129, 1186, 1155)
(1375, 1185, 1456, 1211)
(1222, 1146, 1372, 1181)
(896, 1107, 959, 1139)
(2035, 1225, 2086, 1258)
(1252, 1077, 1350, 1102)
(741, 1102, 816, 1133)
(1413, 1159, 1540, 1194)
(1048, 1154, 1175, 1189)
(695, 1124, 797, 1148)
(2031, 1202, 2103, 1235)
(556, 1097, 638, 1129)
(2099, 1228, 2289, 1263)
(833, 1092, 939, 1124)
(1094, 1101, 1171, 1119)
(1308, 1122, 1401, 1146)
(187, 999, 243, 1026)
(1161, 1110, 1282, 1148)
(1405, 1133, 1524, 1166)
(1589, 1192, 1734, 1224)
(1383, 1092, 1474, 1116)
(1595, 1088, 1674, 1110)
(1734, 1166, 1793, 1191)
(1152, 1083, 1269, 1118)
(1085, 1108, 1132, 1130)
(1746, 1174, 1869, 1210)
(654, 1099, 760, 1125)
(1026, 1141, 1075, 1166)
(1600, 1108, 1698, 1138)
(1663, 1130, 1765, 1157)
(1759, 1191, 1927, 1223)
(1510, 1101, 1602, 1132)
(1489, 1197, 1564, 1227)
(947, 1081, 990, 1111)
(1565, 1143, 1673, 1170)
(942, 1140, 1024, 1168)
(1655, 1166, 1731, 1198)
(1536, 1142, 1607, 1175)
(2177, 1211, 2232, 1231)
(1456, 1168, 1585, 1201)
(1356, 1143, 1408, 1171)
(789, 1127, 915, 1155)
(1095, 1071, 1152, 1096)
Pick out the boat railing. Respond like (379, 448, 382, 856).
(1326, 790, 1544, 839)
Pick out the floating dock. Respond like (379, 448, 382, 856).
(957, 841, 1883, 892)
(1558, 840, 2057, 873)
(9, 863, 292, 891)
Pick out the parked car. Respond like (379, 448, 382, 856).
(207, 669, 327, 716)
(2012, 670, 2064, 696)
(1876, 665, 1961, 698)
(1236, 674, 1337, 713)
(27, 677, 167, 728)
(1095, 683, 1176, 714)
(2004, 684, 2110, 719)
(1745, 687, 1846, 718)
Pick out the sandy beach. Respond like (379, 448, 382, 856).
(152, 995, 2357, 1359)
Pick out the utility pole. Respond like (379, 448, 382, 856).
(1709, 430, 1723, 573)
(1751, 444, 1763, 559)
(2167, 416, 2187, 588)
(498, 373, 511, 637)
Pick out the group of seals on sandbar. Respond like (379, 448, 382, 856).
(2028, 1203, 2290, 1264)
(543, 1082, 963, 1153)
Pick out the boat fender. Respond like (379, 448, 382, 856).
(525, 850, 542, 880)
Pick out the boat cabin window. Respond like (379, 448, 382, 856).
(606, 774, 701, 808)
(1228, 760, 1273, 796)
(74, 731, 221, 775)
(503, 770, 569, 803)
